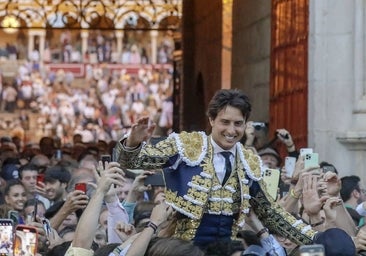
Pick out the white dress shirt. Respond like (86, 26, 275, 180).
(211, 138, 236, 184)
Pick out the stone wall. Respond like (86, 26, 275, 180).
(308, 0, 362, 176)
(182, 0, 223, 132)
(231, 0, 271, 122)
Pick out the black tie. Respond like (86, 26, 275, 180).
(221, 152, 232, 185)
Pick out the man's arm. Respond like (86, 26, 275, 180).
(125, 202, 173, 256)
(105, 193, 129, 243)
(114, 118, 177, 170)
(71, 162, 125, 249)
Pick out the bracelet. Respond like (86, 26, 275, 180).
(286, 143, 294, 148)
(145, 221, 158, 233)
(310, 217, 325, 227)
(290, 188, 301, 199)
(256, 227, 269, 238)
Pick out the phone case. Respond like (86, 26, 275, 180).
(299, 244, 325, 256)
(144, 173, 165, 186)
(13, 225, 38, 256)
(300, 148, 313, 156)
(285, 156, 296, 178)
(36, 174, 45, 184)
(262, 168, 280, 200)
(304, 153, 319, 169)
(101, 155, 111, 169)
(75, 183, 87, 193)
(0, 219, 13, 255)
(8, 210, 19, 226)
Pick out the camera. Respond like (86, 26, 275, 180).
(322, 165, 336, 173)
(252, 122, 267, 130)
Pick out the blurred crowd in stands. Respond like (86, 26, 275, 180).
(0, 59, 174, 149)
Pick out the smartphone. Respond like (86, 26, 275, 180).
(285, 156, 296, 178)
(262, 168, 281, 200)
(33, 198, 38, 222)
(112, 148, 118, 162)
(0, 219, 14, 255)
(125, 169, 143, 179)
(144, 173, 165, 187)
(304, 153, 319, 169)
(13, 225, 38, 256)
(7, 210, 19, 227)
(101, 155, 115, 187)
(42, 218, 52, 237)
(300, 148, 313, 156)
(36, 174, 44, 184)
(101, 155, 111, 169)
(55, 149, 62, 160)
(75, 183, 87, 193)
(299, 244, 325, 256)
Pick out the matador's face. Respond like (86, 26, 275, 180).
(209, 105, 246, 150)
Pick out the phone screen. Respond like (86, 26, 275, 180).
(0, 219, 13, 255)
(13, 225, 37, 256)
(42, 219, 51, 237)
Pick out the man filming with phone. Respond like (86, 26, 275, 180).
(18, 163, 50, 210)
(42, 165, 89, 233)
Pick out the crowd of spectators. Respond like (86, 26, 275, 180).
(0, 58, 174, 148)
(31, 30, 173, 65)
(1, 29, 365, 256)
(0, 113, 365, 255)
(0, 30, 173, 69)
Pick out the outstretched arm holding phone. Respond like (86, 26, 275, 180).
(65, 162, 125, 255)
(49, 189, 89, 230)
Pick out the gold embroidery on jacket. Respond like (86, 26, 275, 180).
(117, 132, 315, 244)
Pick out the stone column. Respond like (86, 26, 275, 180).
(81, 30, 89, 62)
(27, 31, 35, 60)
(150, 30, 159, 64)
(115, 31, 124, 62)
(38, 30, 46, 62)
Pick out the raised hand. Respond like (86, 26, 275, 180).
(323, 171, 341, 197)
(276, 128, 294, 149)
(63, 190, 89, 213)
(126, 117, 156, 148)
(302, 174, 329, 216)
(354, 226, 366, 252)
(93, 161, 126, 195)
(322, 197, 342, 224)
(150, 202, 174, 227)
(114, 222, 136, 242)
(35, 181, 47, 198)
(244, 121, 255, 147)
